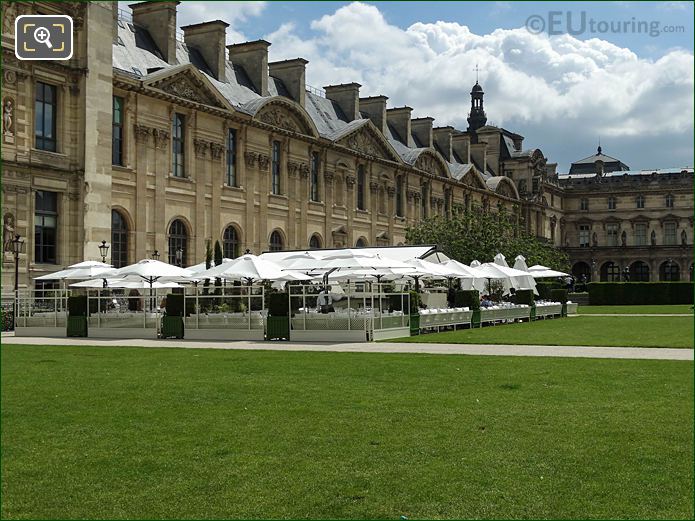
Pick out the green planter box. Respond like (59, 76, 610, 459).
(530, 304, 537, 321)
(471, 309, 481, 328)
(67, 316, 87, 337)
(409, 314, 420, 336)
(266, 316, 290, 341)
(161, 316, 184, 339)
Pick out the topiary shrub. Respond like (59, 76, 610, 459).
(268, 292, 289, 316)
(588, 282, 694, 305)
(165, 293, 184, 316)
(67, 295, 88, 317)
(455, 290, 480, 310)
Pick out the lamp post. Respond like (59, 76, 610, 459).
(99, 240, 110, 264)
(175, 247, 183, 267)
(151, 250, 160, 261)
(623, 265, 630, 282)
(12, 234, 25, 329)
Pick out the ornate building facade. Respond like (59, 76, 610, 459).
(1, 1, 692, 294)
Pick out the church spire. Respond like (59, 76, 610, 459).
(467, 73, 487, 132)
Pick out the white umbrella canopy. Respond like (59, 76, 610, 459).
(478, 262, 538, 294)
(34, 261, 117, 281)
(494, 253, 510, 268)
(112, 259, 193, 283)
(186, 258, 234, 274)
(439, 260, 487, 292)
(527, 264, 569, 278)
(70, 277, 182, 289)
(276, 251, 330, 272)
(193, 254, 311, 282)
(321, 252, 414, 271)
(402, 258, 458, 279)
(513, 255, 529, 272)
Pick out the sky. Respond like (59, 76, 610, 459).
(119, 1, 694, 173)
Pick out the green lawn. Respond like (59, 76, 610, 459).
(391, 316, 694, 348)
(2, 344, 693, 519)
(578, 305, 693, 315)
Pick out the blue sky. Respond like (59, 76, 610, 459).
(121, 1, 694, 172)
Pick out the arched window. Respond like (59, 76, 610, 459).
(269, 230, 284, 252)
(355, 237, 367, 248)
(168, 219, 188, 266)
(223, 225, 240, 259)
(111, 210, 129, 268)
(630, 261, 650, 282)
(659, 261, 680, 281)
(571, 261, 591, 282)
(356, 165, 366, 210)
(600, 261, 620, 282)
(309, 234, 321, 250)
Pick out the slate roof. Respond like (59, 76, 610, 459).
(568, 147, 630, 175)
(558, 168, 693, 180)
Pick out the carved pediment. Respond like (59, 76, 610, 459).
(148, 69, 228, 109)
(254, 99, 317, 137)
(461, 170, 488, 190)
(338, 125, 399, 162)
(414, 152, 449, 178)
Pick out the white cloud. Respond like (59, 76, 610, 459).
(264, 2, 693, 169)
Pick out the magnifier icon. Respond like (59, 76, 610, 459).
(33, 26, 53, 49)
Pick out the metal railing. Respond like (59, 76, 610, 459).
(183, 285, 265, 331)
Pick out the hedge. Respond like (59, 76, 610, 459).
(454, 290, 480, 311)
(550, 288, 568, 304)
(536, 281, 564, 300)
(513, 289, 535, 306)
(588, 282, 694, 305)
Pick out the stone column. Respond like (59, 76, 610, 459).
(323, 165, 334, 247)
(133, 122, 151, 259)
(153, 126, 170, 256)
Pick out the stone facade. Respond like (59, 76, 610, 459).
(1, 1, 692, 294)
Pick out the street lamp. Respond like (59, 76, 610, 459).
(151, 250, 160, 261)
(99, 240, 110, 263)
(12, 234, 25, 329)
(175, 247, 183, 267)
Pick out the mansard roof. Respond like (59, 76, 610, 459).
(568, 147, 630, 175)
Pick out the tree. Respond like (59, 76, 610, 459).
(213, 240, 223, 297)
(406, 209, 569, 271)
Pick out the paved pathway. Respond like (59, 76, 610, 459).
(2, 334, 691, 361)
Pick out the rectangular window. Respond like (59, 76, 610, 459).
(636, 195, 645, 209)
(579, 224, 590, 248)
(664, 222, 677, 245)
(310, 151, 320, 202)
(112, 96, 124, 165)
(271, 141, 281, 194)
(357, 165, 366, 210)
(634, 223, 647, 246)
(35, 82, 57, 151)
(395, 176, 404, 217)
(608, 197, 616, 210)
(35, 191, 58, 264)
(606, 223, 619, 246)
(421, 184, 428, 219)
(580, 198, 588, 211)
(172, 113, 185, 178)
(226, 128, 237, 186)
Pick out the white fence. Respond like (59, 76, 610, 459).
(15, 289, 68, 336)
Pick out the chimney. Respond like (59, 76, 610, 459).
(269, 58, 308, 107)
(324, 83, 361, 121)
(433, 126, 454, 161)
(129, 1, 180, 65)
(227, 40, 270, 96)
(181, 20, 229, 82)
(411, 117, 434, 148)
(386, 107, 413, 147)
(452, 132, 471, 163)
(359, 95, 388, 134)
(470, 141, 488, 174)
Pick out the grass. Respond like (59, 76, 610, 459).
(390, 316, 694, 348)
(1, 344, 693, 519)
(578, 305, 693, 315)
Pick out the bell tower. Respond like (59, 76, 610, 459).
(467, 80, 487, 132)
